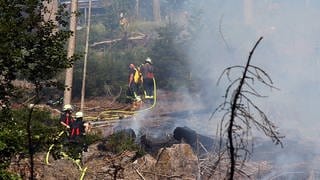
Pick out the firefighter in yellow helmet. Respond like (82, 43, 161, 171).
(128, 63, 141, 101)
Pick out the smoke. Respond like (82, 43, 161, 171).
(184, 0, 320, 139)
(120, 1, 320, 172)
(174, 0, 320, 175)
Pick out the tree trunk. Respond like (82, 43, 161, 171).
(64, 0, 78, 106)
(227, 37, 263, 180)
(43, 0, 58, 22)
(153, 0, 161, 22)
(136, 0, 140, 19)
(27, 109, 34, 180)
(80, 0, 92, 112)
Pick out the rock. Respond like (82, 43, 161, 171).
(124, 143, 199, 180)
(8, 153, 80, 180)
(154, 143, 199, 179)
(8, 140, 199, 179)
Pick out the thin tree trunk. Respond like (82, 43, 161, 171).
(228, 37, 263, 179)
(153, 0, 161, 22)
(27, 84, 42, 180)
(27, 109, 34, 180)
(80, 0, 92, 112)
(136, 0, 140, 19)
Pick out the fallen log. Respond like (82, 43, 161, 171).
(173, 126, 216, 155)
(90, 32, 147, 47)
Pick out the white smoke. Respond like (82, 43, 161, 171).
(180, 0, 320, 175)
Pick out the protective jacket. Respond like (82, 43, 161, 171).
(141, 63, 154, 79)
(69, 119, 85, 137)
(60, 112, 74, 126)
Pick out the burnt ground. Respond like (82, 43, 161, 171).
(10, 90, 319, 179)
(72, 90, 207, 119)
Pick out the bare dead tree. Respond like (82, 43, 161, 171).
(212, 37, 284, 179)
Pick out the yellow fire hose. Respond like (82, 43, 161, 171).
(46, 78, 157, 179)
(46, 131, 65, 165)
(84, 77, 157, 122)
(45, 131, 88, 180)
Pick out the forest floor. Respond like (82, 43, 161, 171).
(71, 90, 206, 122)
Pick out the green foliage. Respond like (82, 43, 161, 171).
(0, 110, 26, 169)
(90, 23, 107, 42)
(150, 22, 190, 90)
(0, 1, 78, 106)
(84, 133, 102, 146)
(107, 131, 144, 156)
(0, 2, 79, 177)
(0, 170, 21, 180)
(73, 16, 193, 96)
(0, 108, 61, 169)
(72, 46, 148, 98)
(98, 0, 135, 38)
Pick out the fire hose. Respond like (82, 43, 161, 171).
(45, 78, 156, 179)
(45, 131, 87, 180)
(84, 77, 157, 123)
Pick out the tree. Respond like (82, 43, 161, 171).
(150, 22, 190, 89)
(0, 1, 78, 178)
(212, 37, 283, 179)
(102, 0, 136, 38)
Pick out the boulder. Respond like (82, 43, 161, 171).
(154, 143, 199, 179)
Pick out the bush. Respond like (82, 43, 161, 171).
(106, 130, 145, 157)
(0, 108, 61, 169)
(0, 170, 21, 180)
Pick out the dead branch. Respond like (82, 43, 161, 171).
(198, 141, 208, 153)
(141, 171, 183, 179)
(133, 166, 146, 180)
(219, 14, 231, 51)
(211, 36, 284, 179)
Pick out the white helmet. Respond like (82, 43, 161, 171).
(145, 57, 152, 64)
(75, 111, 83, 118)
(63, 104, 73, 111)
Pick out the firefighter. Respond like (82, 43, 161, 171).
(119, 12, 128, 33)
(128, 64, 139, 101)
(68, 111, 87, 160)
(140, 57, 154, 99)
(60, 104, 74, 129)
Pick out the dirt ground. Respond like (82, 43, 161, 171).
(71, 90, 205, 121)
